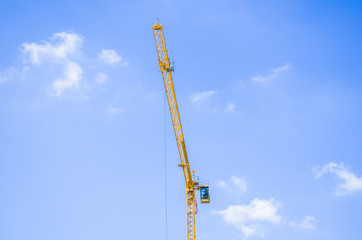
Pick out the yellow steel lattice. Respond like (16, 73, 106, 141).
(152, 19, 196, 240)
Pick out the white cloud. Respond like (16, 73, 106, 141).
(251, 63, 291, 83)
(98, 49, 127, 66)
(315, 162, 362, 195)
(21, 32, 84, 96)
(225, 102, 236, 112)
(0, 67, 16, 83)
(191, 90, 217, 105)
(290, 216, 316, 230)
(52, 61, 83, 96)
(107, 105, 121, 115)
(10, 31, 131, 104)
(95, 72, 108, 84)
(22, 32, 82, 64)
(231, 176, 248, 192)
(216, 180, 228, 189)
(214, 198, 281, 238)
(216, 176, 247, 194)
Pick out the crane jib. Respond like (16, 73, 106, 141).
(152, 19, 209, 240)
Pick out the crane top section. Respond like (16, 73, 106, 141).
(152, 18, 162, 30)
(152, 19, 174, 73)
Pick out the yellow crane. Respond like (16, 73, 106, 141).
(152, 19, 210, 240)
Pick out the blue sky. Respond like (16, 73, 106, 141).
(1, 1, 362, 239)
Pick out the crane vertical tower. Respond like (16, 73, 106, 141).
(152, 19, 209, 240)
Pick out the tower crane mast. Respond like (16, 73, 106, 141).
(152, 19, 209, 240)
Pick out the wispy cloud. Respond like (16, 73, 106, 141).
(20, 32, 129, 98)
(22, 32, 82, 65)
(98, 49, 127, 66)
(225, 102, 236, 112)
(315, 162, 362, 195)
(290, 216, 317, 230)
(251, 63, 291, 83)
(3, 31, 138, 114)
(214, 198, 281, 238)
(216, 176, 247, 194)
(95, 72, 108, 84)
(191, 90, 217, 105)
(0, 67, 16, 83)
(52, 62, 83, 96)
(106, 105, 121, 115)
(22, 32, 84, 96)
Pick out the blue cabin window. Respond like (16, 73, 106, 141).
(200, 186, 209, 200)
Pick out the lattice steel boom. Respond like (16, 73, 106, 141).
(152, 19, 208, 240)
